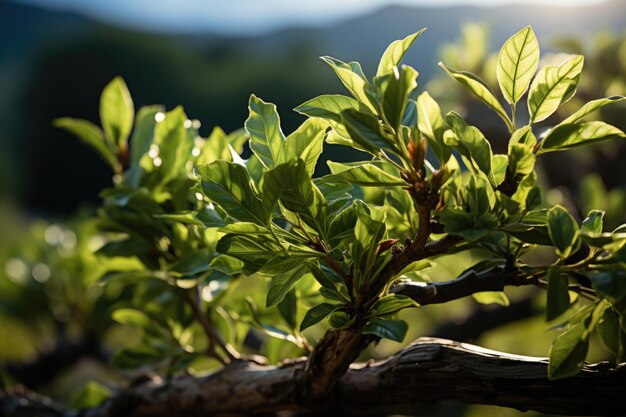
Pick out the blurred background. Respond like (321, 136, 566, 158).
(0, 0, 625, 415)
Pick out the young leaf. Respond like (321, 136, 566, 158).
(376, 28, 426, 76)
(277, 118, 326, 176)
(445, 112, 494, 181)
(70, 381, 110, 410)
(547, 205, 579, 258)
(561, 96, 625, 125)
(148, 107, 193, 183)
(195, 161, 266, 225)
(261, 162, 292, 220)
(508, 143, 535, 176)
(245, 95, 285, 169)
(581, 210, 604, 234)
(472, 292, 510, 307)
(129, 105, 163, 169)
(439, 62, 513, 132)
(100, 76, 134, 149)
(538, 122, 626, 154)
(546, 267, 570, 321)
(496, 26, 540, 105)
(111, 346, 166, 370)
(548, 321, 588, 380)
(362, 318, 408, 343)
(294, 94, 370, 122)
(416, 92, 451, 164)
(276, 288, 298, 330)
(326, 161, 406, 187)
(370, 294, 418, 316)
(279, 159, 327, 235)
(112, 308, 151, 328)
(328, 201, 362, 247)
(340, 109, 396, 155)
(378, 65, 419, 131)
(265, 260, 309, 307)
(320, 56, 373, 110)
(300, 303, 341, 332)
(597, 308, 625, 361)
(53, 118, 120, 172)
(508, 125, 537, 150)
(527, 55, 584, 123)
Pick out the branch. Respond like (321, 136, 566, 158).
(179, 287, 240, 363)
(390, 265, 532, 306)
(6, 338, 624, 417)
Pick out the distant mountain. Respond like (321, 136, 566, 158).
(0, 0, 624, 213)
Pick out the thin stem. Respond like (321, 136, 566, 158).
(511, 102, 517, 131)
(180, 287, 240, 364)
(379, 150, 408, 175)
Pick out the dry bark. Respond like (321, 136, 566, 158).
(5, 337, 623, 417)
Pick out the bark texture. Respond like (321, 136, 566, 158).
(5, 338, 624, 417)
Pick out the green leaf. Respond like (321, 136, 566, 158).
(362, 318, 408, 342)
(197, 127, 249, 164)
(548, 322, 588, 380)
(328, 201, 363, 247)
(144, 106, 193, 185)
(445, 112, 494, 181)
(590, 271, 626, 311)
(370, 294, 418, 316)
(129, 105, 163, 168)
(170, 248, 215, 278)
(340, 109, 396, 155)
(472, 292, 510, 307)
(277, 288, 298, 330)
(547, 205, 580, 258)
(597, 308, 625, 361)
(309, 263, 343, 289)
(294, 94, 370, 122)
(320, 56, 373, 110)
(264, 259, 310, 307)
(100, 76, 134, 149)
(70, 381, 110, 410)
(496, 26, 540, 105)
(112, 308, 151, 328)
(528, 55, 584, 123)
(581, 210, 604, 234)
(245, 95, 285, 169)
(416, 92, 451, 163)
(507, 143, 535, 176)
(111, 345, 165, 370)
(378, 65, 419, 130)
(508, 125, 537, 150)
(561, 96, 626, 125)
(195, 161, 266, 225)
(376, 29, 426, 76)
(300, 303, 341, 331)
(53, 118, 120, 172)
(439, 62, 513, 132)
(277, 118, 326, 176)
(538, 122, 625, 154)
(326, 161, 406, 186)
(279, 159, 327, 234)
(547, 267, 570, 321)
(216, 234, 282, 272)
(261, 162, 293, 221)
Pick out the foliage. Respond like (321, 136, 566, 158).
(2, 25, 626, 411)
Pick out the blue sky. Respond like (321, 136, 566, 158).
(19, 0, 608, 34)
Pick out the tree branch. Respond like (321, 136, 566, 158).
(390, 265, 533, 306)
(5, 338, 624, 417)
